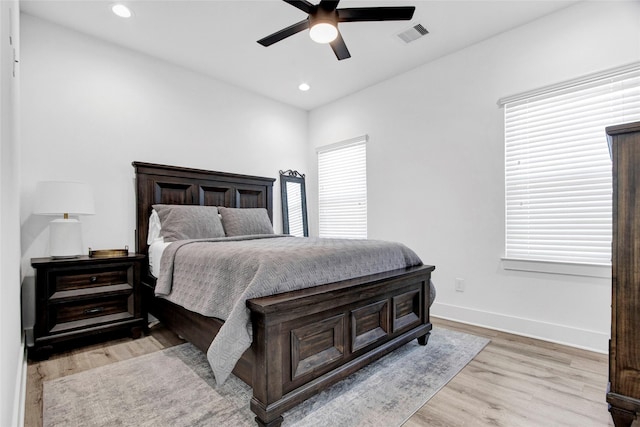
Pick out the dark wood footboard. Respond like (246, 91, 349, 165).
(247, 264, 434, 427)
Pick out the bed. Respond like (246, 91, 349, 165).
(133, 161, 435, 427)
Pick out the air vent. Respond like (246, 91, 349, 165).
(396, 24, 429, 44)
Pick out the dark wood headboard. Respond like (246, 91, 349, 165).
(133, 161, 275, 285)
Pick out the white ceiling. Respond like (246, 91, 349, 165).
(20, 0, 578, 110)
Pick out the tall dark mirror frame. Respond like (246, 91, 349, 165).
(279, 170, 309, 237)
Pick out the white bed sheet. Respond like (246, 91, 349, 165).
(149, 240, 171, 278)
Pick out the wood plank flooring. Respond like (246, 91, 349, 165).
(405, 318, 632, 427)
(24, 318, 633, 427)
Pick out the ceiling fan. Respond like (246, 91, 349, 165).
(257, 0, 416, 60)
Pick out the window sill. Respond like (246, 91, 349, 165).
(501, 258, 611, 278)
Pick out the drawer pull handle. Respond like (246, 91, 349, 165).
(89, 276, 98, 283)
(84, 307, 104, 315)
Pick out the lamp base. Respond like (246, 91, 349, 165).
(49, 218, 84, 258)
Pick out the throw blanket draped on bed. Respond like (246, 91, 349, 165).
(156, 235, 424, 384)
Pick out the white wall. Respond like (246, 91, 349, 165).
(20, 15, 309, 276)
(308, 1, 640, 352)
(1, 1, 24, 426)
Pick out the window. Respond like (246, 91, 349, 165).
(317, 136, 367, 239)
(502, 63, 640, 268)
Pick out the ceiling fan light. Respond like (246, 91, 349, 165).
(111, 3, 132, 18)
(309, 23, 338, 44)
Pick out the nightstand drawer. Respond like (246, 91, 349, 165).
(48, 294, 133, 333)
(53, 267, 130, 293)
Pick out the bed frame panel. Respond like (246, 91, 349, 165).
(133, 161, 434, 427)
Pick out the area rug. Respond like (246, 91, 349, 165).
(43, 327, 489, 427)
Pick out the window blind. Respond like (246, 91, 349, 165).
(318, 136, 367, 239)
(504, 64, 640, 265)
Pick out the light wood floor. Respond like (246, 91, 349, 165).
(25, 318, 633, 427)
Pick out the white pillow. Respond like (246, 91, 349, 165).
(147, 209, 163, 245)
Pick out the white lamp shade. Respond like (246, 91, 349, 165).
(34, 181, 95, 215)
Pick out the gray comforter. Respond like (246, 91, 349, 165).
(156, 235, 424, 384)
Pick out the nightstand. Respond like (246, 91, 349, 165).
(29, 254, 146, 359)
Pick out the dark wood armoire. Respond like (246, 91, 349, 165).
(607, 121, 640, 427)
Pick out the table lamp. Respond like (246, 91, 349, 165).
(34, 181, 95, 258)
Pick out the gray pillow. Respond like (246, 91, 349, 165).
(218, 207, 274, 236)
(152, 204, 225, 242)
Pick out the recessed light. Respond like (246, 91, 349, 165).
(111, 4, 132, 18)
(298, 83, 310, 92)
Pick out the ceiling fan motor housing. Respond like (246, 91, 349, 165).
(311, 5, 337, 25)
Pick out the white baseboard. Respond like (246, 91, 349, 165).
(13, 341, 26, 427)
(431, 302, 609, 354)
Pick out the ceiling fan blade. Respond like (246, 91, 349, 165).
(318, 0, 340, 12)
(337, 6, 415, 22)
(330, 31, 351, 60)
(284, 0, 315, 14)
(257, 19, 309, 47)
